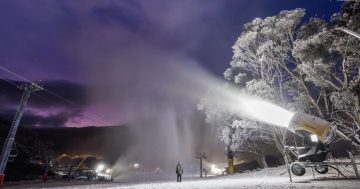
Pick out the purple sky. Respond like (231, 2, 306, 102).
(0, 0, 342, 128)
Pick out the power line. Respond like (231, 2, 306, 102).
(42, 88, 109, 122)
(0, 77, 19, 88)
(0, 65, 31, 83)
(32, 92, 107, 126)
(0, 65, 110, 126)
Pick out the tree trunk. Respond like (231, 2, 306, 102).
(271, 128, 286, 164)
(354, 69, 360, 123)
(356, 92, 360, 123)
(323, 90, 329, 117)
(255, 150, 268, 169)
(228, 157, 234, 175)
(226, 146, 234, 175)
(342, 58, 348, 86)
(248, 141, 266, 168)
(337, 130, 350, 140)
(259, 153, 268, 168)
(342, 39, 349, 87)
(252, 144, 268, 169)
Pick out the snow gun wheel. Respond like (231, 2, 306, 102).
(291, 162, 306, 176)
(314, 165, 328, 174)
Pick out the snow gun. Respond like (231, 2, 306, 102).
(287, 113, 337, 146)
(284, 112, 360, 178)
(285, 113, 337, 176)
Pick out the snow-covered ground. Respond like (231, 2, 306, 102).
(5, 165, 360, 189)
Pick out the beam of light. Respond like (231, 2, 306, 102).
(240, 98, 294, 128)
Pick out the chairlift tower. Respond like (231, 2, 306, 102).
(0, 82, 42, 181)
(195, 152, 207, 178)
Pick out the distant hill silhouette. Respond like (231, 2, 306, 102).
(33, 125, 134, 164)
(0, 114, 137, 164)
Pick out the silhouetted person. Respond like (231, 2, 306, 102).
(176, 161, 183, 182)
(203, 168, 207, 178)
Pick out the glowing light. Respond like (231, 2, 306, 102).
(96, 164, 105, 172)
(210, 164, 222, 175)
(133, 163, 140, 169)
(310, 134, 318, 143)
(241, 98, 294, 128)
(105, 168, 112, 174)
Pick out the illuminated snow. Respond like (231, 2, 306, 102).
(11, 165, 359, 189)
(241, 98, 294, 128)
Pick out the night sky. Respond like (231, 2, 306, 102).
(0, 0, 342, 128)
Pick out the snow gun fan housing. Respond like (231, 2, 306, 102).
(285, 113, 338, 177)
(287, 113, 337, 146)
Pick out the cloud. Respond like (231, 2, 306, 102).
(0, 108, 83, 128)
(91, 1, 144, 32)
(0, 79, 88, 127)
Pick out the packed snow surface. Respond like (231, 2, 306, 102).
(5, 165, 360, 189)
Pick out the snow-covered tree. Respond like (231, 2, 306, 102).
(293, 4, 360, 140)
(225, 9, 309, 160)
(228, 8, 325, 116)
(227, 5, 360, 146)
(200, 9, 308, 167)
(330, 2, 360, 137)
(200, 2, 360, 172)
(229, 119, 273, 168)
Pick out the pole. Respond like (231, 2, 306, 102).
(336, 27, 360, 40)
(200, 158, 202, 178)
(348, 151, 359, 179)
(283, 146, 292, 182)
(195, 152, 207, 178)
(0, 83, 42, 185)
